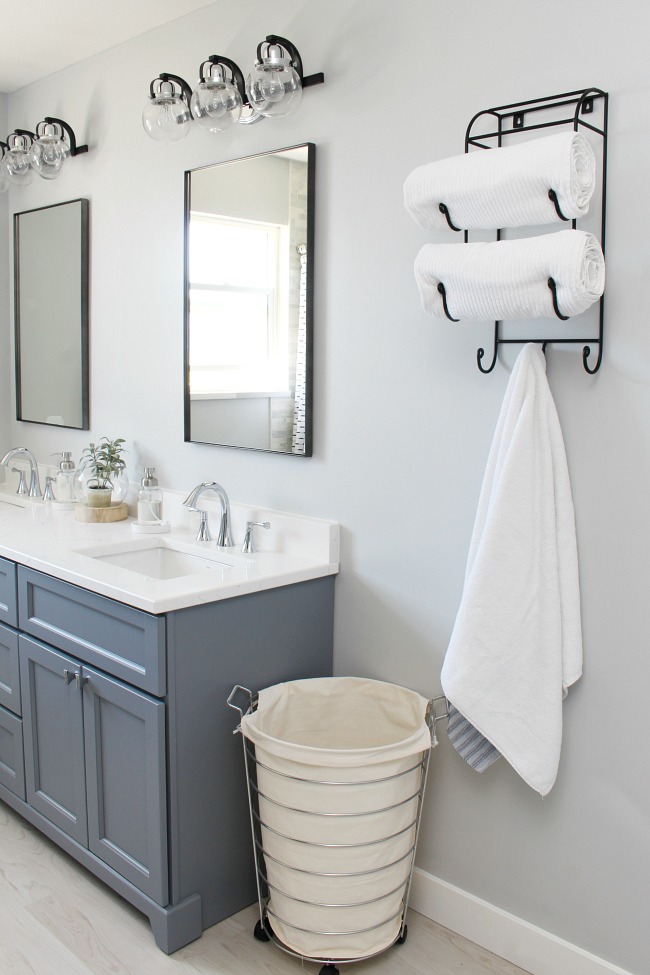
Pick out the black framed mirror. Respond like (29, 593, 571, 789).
(14, 198, 89, 429)
(184, 144, 314, 454)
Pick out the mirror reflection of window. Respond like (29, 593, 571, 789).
(184, 144, 314, 455)
(188, 215, 289, 396)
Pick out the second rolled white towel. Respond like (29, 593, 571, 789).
(404, 131, 596, 232)
(414, 230, 605, 321)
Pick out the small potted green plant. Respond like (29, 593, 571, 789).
(79, 437, 127, 508)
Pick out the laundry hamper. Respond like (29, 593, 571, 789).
(228, 677, 439, 975)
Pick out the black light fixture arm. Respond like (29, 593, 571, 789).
(14, 128, 35, 143)
(260, 34, 324, 89)
(42, 117, 88, 155)
(153, 72, 193, 103)
(201, 55, 248, 106)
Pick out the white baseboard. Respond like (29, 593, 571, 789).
(409, 868, 635, 975)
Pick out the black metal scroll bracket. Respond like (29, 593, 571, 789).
(547, 277, 569, 320)
(465, 87, 608, 375)
(477, 327, 603, 375)
(437, 283, 459, 321)
(548, 189, 570, 221)
(439, 203, 462, 232)
(476, 274, 603, 374)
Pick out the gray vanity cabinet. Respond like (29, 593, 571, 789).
(19, 635, 168, 903)
(0, 559, 334, 954)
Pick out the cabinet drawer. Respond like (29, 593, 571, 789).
(0, 703, 25, 800)
(0, 558, 17, 628)
(18, 567, 166, 696)
(0, 622, 20, 715)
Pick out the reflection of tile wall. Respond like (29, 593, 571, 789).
(270, 159, 308, 452)
(288, 159, 308, 396)
(270, 395, 293, 451)
(291, 248, 307, 453)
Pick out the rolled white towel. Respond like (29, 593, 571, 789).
(404, 132, 596, 232)
(414, 230, 605, 321)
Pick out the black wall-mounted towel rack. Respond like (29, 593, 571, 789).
(453, 87, 608, 374)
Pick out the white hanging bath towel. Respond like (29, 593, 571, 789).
(403, 131, 596, 232)
(441, 344, 582, 796)
(414, 229, 605, 321)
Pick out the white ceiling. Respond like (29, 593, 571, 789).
(0, 0, 216, 93)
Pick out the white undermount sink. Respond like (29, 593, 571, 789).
(76, 538, 235, 581)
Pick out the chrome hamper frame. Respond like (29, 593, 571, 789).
(228, 684, 445, 975)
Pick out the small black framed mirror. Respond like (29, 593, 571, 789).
(184, 144, 315, 454)
(14, 198, 89, 429)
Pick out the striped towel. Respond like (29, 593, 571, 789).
(446, 702, 500, 773)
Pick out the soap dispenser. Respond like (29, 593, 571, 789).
(133, 467, 170, 533)
(53, 451, 78, 507)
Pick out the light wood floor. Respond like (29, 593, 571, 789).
(0, 803, 530, 975)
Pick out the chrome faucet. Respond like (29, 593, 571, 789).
(1, 447, 42, 498)
(183, 481, 234, 547)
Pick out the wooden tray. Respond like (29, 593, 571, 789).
(75, 503, 129, 523)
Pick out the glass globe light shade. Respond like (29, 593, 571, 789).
(190, 76, 243, 132)
(142, 85, 191, 142)
(3, 143, 33, 186)
(246, 48, 302, 118)
(30, 131, 68, 180)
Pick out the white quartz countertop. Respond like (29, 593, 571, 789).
(0, 488, 339, 615)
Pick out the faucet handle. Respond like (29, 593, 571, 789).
(43, 476, 56, 501)
(241, 521, 271, 554)
(11, 467, 28, 495)
(195, 510, 212, 542)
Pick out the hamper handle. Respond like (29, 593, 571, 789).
(227, 684, 254, 730)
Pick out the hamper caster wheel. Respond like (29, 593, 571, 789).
(396, 923, 408, 944)
(319, 966, 339, 975)
(253, 919, 270, 942)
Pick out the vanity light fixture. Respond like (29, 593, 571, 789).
(143, 74, 193, 142)
(143, 34, 324, 141)
(247, 35, 322, 118)
(0, 118, 88, 186)
(191, 57, 246, 132)
(3, 132, 34, 186)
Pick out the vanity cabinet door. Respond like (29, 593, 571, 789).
(83, 666, 168, 905)
(0, 703, 25, 799)
(0, 558, 17, 627)
(19, 635, 88, 845)
(0, 622, 21, 714)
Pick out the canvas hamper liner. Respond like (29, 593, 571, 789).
(240, 677, 433, 961)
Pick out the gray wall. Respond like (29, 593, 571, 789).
(1, 2, 649, 972)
